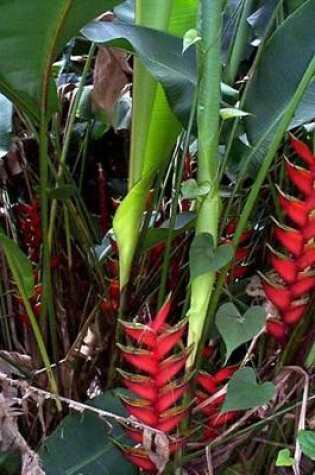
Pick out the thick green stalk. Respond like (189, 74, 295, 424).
(187, 0, 223, 365)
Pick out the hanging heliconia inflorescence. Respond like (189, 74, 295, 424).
(195, 365, 239, 441)
(262, 136, 315, 342)
(117, 299, 190, 472)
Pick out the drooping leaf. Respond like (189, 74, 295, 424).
(189, 233, 234, 280)
(0, 93, 12, 158)
(216, 303, 266, 363)
(81, 20, 239, 129)
(114, 0, 135, 23)
(40, 390, 137, 475)
(221, 367, 275, 412)
(0, 0, 123, 122)
(275, 448, 295, 467)
(0, 228, 34, 299)
(298, 430, 315, 461)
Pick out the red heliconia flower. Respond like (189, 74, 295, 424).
(15, 282, 42, 326)
(263, 137, 315, 341)
(16, 200, 42, 263)
(195, 366, 239, 441)
(118, 299, 190, 472)
(221, 219, 253, 283)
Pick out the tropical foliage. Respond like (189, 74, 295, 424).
(0, 0, 315, 474)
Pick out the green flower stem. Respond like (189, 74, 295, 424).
(187, 0, 223, 366)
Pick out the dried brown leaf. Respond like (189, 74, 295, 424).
(92, 46, 132, 125)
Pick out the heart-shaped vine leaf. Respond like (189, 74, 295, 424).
(216, 303, 266, 363)
(275, 449, 295, 467)
(298, 430, 315, 461)
(221, 367, 275, 412)
(189, 233, 234, 280)
(181, 179, 211, 199)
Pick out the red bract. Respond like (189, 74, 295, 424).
(221, 220, 253, 283)
(263, 137, 315, 341)
(118, 299, 189, 472)
(195, 366, 239, 441)
(16, 200, 42, 263)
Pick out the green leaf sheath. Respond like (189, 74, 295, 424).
(187, 0, 223, 366)
(113, 0, 198, 287)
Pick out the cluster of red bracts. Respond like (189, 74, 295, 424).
(100, 279, 120, 315)
(16, 200, 42, 262)
(118, 299, 190, 472)
(262, 136, 315, 342)
(195, 366, 239, 441)
(221, 219, 253, 282)
(15, 283, 42, 326)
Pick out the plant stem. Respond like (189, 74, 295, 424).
(187, 0, 223, 366)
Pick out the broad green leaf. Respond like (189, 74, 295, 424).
(0, 228, 34, 299)
(81, 20, 238, 129)
(0, 0, 122, 122)
(0, 451, 22, 475)
(216, 303, 266, 363)
(189, 233, 234, 280)
(181, 179, 211, 199)
(243, 0, 315, 175)
(220, 107, 250, 120)
(40, 390, 137, 475)
(222, 367, 275, 412)
(183, 28, 201, 53)
(298, 430, 315, 461)
(0, 93, 12, 158)
(114, 0, 135, 23)
(275, 449, 295, 467)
